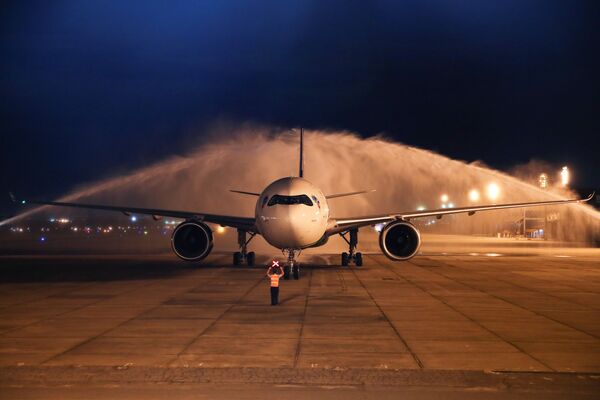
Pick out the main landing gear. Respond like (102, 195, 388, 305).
(283, 249, 300, 280)
(340, 228, 363, 267)
(233, 229, 256, 266)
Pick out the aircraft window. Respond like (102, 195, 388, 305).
(267, 194, 313, 206)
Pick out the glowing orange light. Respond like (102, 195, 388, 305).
(468, 189, 480, 202)
(486, 183, 500, 201)
(560, 166, 569, 187)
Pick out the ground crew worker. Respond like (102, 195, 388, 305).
(267, 261, 284, 305)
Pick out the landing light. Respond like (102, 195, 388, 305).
(217, 226, 226, 234)
(130, 216, 137, 222)
(440, 194, 449, 203)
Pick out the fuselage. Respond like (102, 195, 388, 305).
(255, 177, 329, 249)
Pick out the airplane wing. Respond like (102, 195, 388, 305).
(16, 198, 257, 232)
(327, 192, 595, 235)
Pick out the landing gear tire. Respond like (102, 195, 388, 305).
(233, 252, 242, 266)
(292, 263, 300, 280)
(341, 252, 349, 266)
(355, 252, 363, 267)
(247, 251, 256, 266)
(283, 264, 291, 280)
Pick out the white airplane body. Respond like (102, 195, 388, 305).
(256, 177, 329, 249)
(14, 129, 594, 279)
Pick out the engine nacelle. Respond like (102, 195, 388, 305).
(171, 221, 214, 261)
(379, 221, 421, 261)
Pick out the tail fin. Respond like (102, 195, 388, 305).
(299, 127, 304, 178)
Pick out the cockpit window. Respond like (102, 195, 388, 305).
(267, 194, 313, 206)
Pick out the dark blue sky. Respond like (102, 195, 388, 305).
(1, 1, 599, 215)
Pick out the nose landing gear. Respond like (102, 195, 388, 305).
(340, 228, 363, 267)
(233, 229, 256, 266)
(283, 249, 300, 280)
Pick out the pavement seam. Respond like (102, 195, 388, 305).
(0, 281, 102, 311)
(38, 267, 227, 365)
(0, 279, 162, 338)
(440, 257, 600, 308)
(293, 267, 313, 368)
(421, 258, 600, 341)
(350, 258, 424, 369)
(167, 270, 266, 365)
(336, 268, 348, 292)
(374, 255, 556, 371)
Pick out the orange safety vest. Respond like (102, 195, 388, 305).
(270, 274, 281, 287)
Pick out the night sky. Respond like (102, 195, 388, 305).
(1, 1, 599, 216)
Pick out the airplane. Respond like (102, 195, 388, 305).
(10, 129, 594, 280)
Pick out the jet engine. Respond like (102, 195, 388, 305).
(379, 221, 421, 261)
(171, 221, 214, 261)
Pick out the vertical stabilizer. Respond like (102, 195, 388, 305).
(299, 127, 304, 178)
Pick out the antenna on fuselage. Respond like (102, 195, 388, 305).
(299, 127, 304, 178)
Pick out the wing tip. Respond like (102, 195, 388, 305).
(8, 192, 26, 204)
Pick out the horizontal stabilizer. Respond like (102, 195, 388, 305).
(229, 190, 260, 197)
(326, 189, 376, 199)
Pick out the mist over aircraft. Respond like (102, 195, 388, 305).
(10, 129, 594, 280)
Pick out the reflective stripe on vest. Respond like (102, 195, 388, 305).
(270, 275, 280, 287)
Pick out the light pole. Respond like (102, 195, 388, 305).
(540, 173, 548, 240)
(560, 166, 569, 187)
(486, 183, 500, 236)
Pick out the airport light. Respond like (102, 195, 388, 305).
(539, 173, 548, 189)
(468, 189, 480, 202)
(486, 183, 500, 201)
(448, 202, 454, 208)
(440, 194, 449, 203)
(560, 166, 569, 187)
(416, 205, 426, 211)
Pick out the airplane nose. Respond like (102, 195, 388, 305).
(286, 207, 318, 241)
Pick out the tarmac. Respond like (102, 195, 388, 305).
(0, 236, 599, 398)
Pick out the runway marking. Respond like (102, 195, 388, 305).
(167, 270, 266, 364)
(293, 267, 313, 368)
(350, 259, 424, 369)
(39, 266, 229, 365)
(426, 258, 600, 340)
(370, 255, 555, 371)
